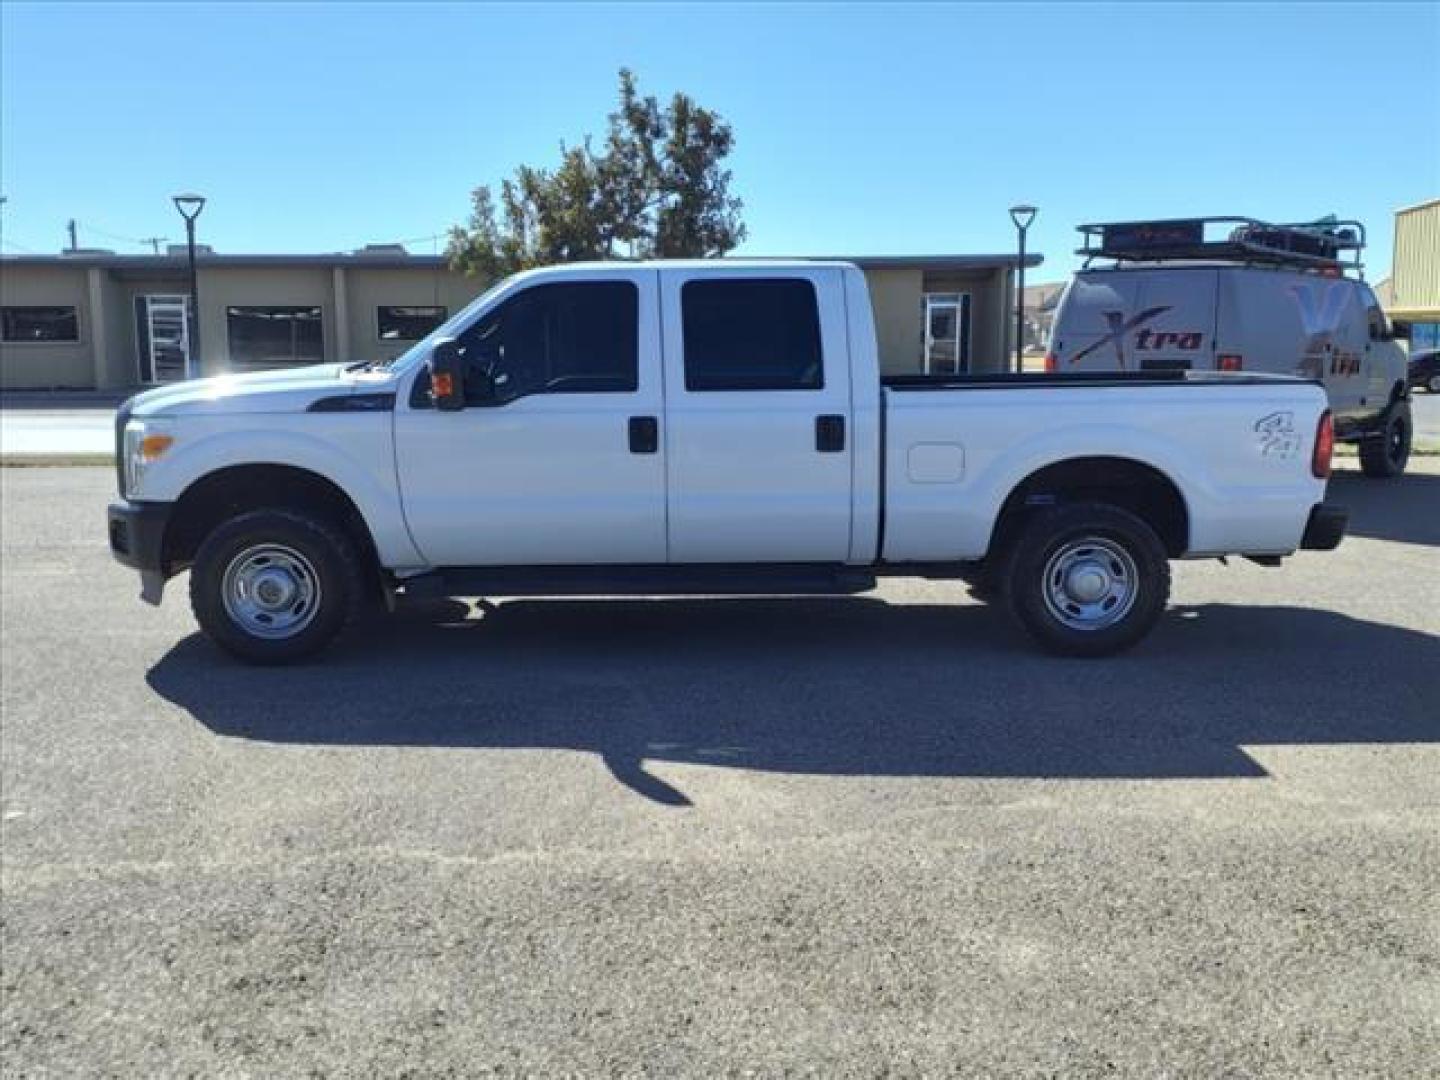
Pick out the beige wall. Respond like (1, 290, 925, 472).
(1391, 200, 1439, 318)
(864, 267, 925, 375)
(0, 264, 96, 389)
(863, 266, 1015, 376)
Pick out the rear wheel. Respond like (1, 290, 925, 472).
(190, 509, 365, 663)
(1358, 399, 1411, 479)
(1003, 502, 1170, 657)
(1428, 373, 1440, 394)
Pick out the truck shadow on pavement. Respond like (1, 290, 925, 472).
(1328, 466, 1440, 546)
(147, 597, 1439, 806)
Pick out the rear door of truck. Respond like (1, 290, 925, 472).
(1054, 269, 1217, 372)
(658, 266, 854, 562)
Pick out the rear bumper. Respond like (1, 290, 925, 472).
(1300, 502, 1347, 551)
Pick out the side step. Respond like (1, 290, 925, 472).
(400, 563, 879, 599)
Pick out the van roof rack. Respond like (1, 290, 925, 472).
(1076, 215, 1365, 275)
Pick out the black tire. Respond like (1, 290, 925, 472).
(1002, 502, 1170, 658)
(1358, 399, 1411, 479)
(190, 509, 366, 664)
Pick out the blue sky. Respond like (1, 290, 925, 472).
(2, 2, 1436, 281)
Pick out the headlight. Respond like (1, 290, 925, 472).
(122, 418, 176, 499)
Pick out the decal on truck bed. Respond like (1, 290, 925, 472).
(1254, 410, 1300, 459)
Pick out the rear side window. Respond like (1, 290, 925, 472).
(681, 278, 822, 391)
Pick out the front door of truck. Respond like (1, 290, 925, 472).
(394, 270, 667, 566)
(658, 267, 854, 563)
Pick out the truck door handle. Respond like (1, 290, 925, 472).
(815, 414, 846, 453)
(628, 416, 658, 454)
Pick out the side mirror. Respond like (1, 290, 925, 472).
(428, 339, 466, 411)
(1390, 320, 1412, 341)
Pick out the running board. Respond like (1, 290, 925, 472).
(400, 564, 879, 599)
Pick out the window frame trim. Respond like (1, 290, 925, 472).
(0, 304, 83, 346)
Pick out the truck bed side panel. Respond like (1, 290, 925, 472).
(881, 382, 1330, 561)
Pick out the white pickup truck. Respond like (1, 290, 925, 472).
(107, 260, 1346, 663)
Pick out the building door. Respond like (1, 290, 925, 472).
(923, 293, 970, 374)
(136, 295, 191, 383)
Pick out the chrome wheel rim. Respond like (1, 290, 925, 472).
(1042, 536, 1139, 632)
(221, 543, 320, 639)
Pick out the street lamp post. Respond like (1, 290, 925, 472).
(172, 193, 206, 379)
(1009, 204, 1037, 373)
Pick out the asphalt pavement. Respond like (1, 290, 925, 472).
(2, 465, 1437, 1075)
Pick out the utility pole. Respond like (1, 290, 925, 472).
(67, 218, 78, 251)
(139, 236, 168, 255)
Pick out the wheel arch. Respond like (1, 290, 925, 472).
(163, 463, 383, 578)
(988, 456, 1191, 559)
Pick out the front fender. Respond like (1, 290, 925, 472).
(139, 419, 425, 569)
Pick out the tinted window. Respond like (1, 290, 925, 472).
(378, 305, 446, 341)
(682, 278, 822, 391)
(226, 306, 324, 370)
(455, 281, 637, 405)
(2, 306, 79, 343)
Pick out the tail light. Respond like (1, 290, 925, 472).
(1312, 410, 1334, 478)
(1044, 353, 1058, 373)
(1218, 354, 1244, 372)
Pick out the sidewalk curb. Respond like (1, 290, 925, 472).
(2, 454, 116, 467)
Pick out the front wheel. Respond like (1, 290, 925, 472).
(1003, 502, 1171, 658)
(190, 509, 366, 664)
(1358, 399, 1411, 479)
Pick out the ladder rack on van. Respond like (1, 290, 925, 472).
(1076, 216, 1365, 275)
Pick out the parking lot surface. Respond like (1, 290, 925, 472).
(2, 464, 1437, 1076)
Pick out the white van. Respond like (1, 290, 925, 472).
(1048, 217, 1412, 477)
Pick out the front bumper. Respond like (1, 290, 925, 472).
(1300, 502, 1347, 551)
(107, 500, 173, 604)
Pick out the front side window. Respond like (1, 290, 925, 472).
(2, 306, 79, 343)
(226, 306, 324, 370)
(681, 278, 823, 391)
(378, 305, 447, 341)
(453, 281, 638, 406)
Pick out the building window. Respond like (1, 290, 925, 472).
(2, 306, 80, 343)
(378, 305, 447, 341)
(681, 278, 823, 391)
(226, 306, 324, 370)
(922, 293, 971, 374)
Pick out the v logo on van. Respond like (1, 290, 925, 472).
(1071, 305, 1172, 368)
(1289, 281, 1348, 339)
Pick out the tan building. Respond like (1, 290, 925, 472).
(0, 248, 1038, 391)
(1385, 198, 1439, 352)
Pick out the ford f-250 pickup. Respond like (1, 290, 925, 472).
(107, 260, 1346, 663)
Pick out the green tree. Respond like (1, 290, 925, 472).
(447, 70, 745, 281)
